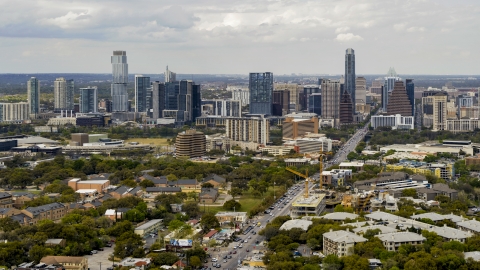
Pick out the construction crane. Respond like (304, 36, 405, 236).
(318, 151, 333, 190)
(285, 167, 311, 198)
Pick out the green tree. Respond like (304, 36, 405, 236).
(200, 213, 219, 231)
(223, 199, 241, 211)
(201, 182, 214, 188)
(29, 245, 54, 263)
(151, 252, 179, 266)
(401, 188, 417, 198)
(189, 256, 202, 269)
(139, 179, 154, 188)
(322, 254, 342, 270)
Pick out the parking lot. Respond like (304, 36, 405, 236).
(84, 245, 116, 270)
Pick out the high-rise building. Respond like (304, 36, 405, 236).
(27, 77, 40, 119)
(370, 79, 384, 95)
(340, 91, 353, 124)
(54, 77, 74, 111)
(231, 89, 250, 106)
(79, 87, 98, 113)
(178, 80, 193, 121)
(175, 130, 206, 158)
(432, 93, 448, 131)
(405, 79, 415, 116)
(355, 77, 367, 105)
(134, 75, 151, 113)
(383, 67, 401, 111)
(165, 66, 176, 83)
(272, 90, 290, 116)
(111, 51, 128, 112)
(457, 94, 473, 117)
(321, 79, 341, 124)
(225, 116, 270, 145)
(283, 116, 319, 140)
(308, 93, 322, 116)
(0, 102, 29, 122)
(151, 82, 166, 119)
(192, 84, 202, 121)
(274, 83, 302, 111)
(386, 81, 413, 117)
(202, 99, 242, 117)
(345, 48, 356, 105)
(249, 72, 273, 115)
(301, 85, 321, 111)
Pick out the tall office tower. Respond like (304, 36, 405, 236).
(321, 79, 341, 123)
(406, 79, 415, 116)
(165, 66, 176, 83)
(134, 75, 151, 112)
(300, 85, 321, 111)
(308, 93, 322, 116)
(232, 89, 250, 106)
(340, 91, 353, 124)
(151, 82, 166, 119)
(274, 83, 302, 111)
(370, 79, 384, 95)
(192, 84, 202, 121)
(178, 80, 193, 121)
(383, 67, 401, 111)
(202, 99, 242, 117)
(432, 93, 448, 131)
(111, 51, 128, 112)
(54, 77, 74, 111)
(27, 77, 40, 119)
(344, 48, 356, 106)
(355, 77, 367, 105)
(386, 81, 413, 116)
(146, 89, 153, 117)
(272, 90, 290, 116)
(457, 94, 474, 117)
(249, 72, 273, 115)
(79, 87, 98, 113)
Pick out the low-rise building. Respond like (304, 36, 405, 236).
(284, 158, 309, 167)
(118, 257, 152, 268)
(290, 194, 326, 218)
(323, 230, 367, 257)
(17, 202, 67, 225)
(339, 162, 364, 170)
(199, 188, 219, 204)
(68, 178, 110, 193)
(416, 183, 458, 201)
(352, 225, 398, 235)
(45, 239, 66, 247)
(145, 187, 182, 196)
(376, 232, 426, 251)
(456, 219, 480, 235)
(40, 256, 88, 270)
(321, 169, 352, 187)
(110, 186, 143, 199)
(202, 174, 226, 188)
(134, 219, 163, 237)
(203, 229, 218, 241)
(322, 212, 358, 222)
(259, 145, 295, 156)
(11, 192, 36, 208)
(0, 192, 13, 208)
(425, 225, 472, 243)
(0, 207, 21, 218)
(279, 219, 312, 231)
(215, 212, 248, 225)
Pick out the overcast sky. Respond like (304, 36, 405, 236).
(0, 0, 479, 75)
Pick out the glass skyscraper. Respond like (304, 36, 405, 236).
(406, 79, 415, 116)
(249, 72, 273, 115)
(135, 75, 151, 112)
(344, 48, 355, 106)
(79, 87, 98, 113)
(27, 77, 40, 118)
(111, 51, 128, 112)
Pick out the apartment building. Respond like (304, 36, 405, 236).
(376, 232, 426, 251)
(175, 130, 206, 158)
(323, 230, 367, 257)
(0, 192, 13, 208)
(225, 116, 270, 145)
(0, 102, 29, 123)
(282, 115, 319, 140)
(40, 256, 88, 270)
(15, 202, 67, 225)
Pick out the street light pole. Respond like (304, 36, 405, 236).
(273, 182, 276, 200)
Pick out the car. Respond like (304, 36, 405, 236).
(98, 248, 104, 251)
(246, 249, 250, 252)
(223, 255, 227, 259)
(90, 250, 98, 255)
(248, 236, 251, 239)
(234, 246, 238, 249)
(228, 255, 232, 259)
(212, 258, 218, 262)
(233, 250, 237, 254)
(223, 260, 227, 263)
(229, 251, 232, 255)
(105, 243, 112, 247)
(212, 263, 217, 267)
(244, 240, 248, 243)
(216, 264, 221, 268)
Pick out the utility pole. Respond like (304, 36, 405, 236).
(273, 182, 276, 200)
(99, 262, 102, 270)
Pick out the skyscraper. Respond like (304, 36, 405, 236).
(111, 51, 128, 112)
(151, 82, 166, 119)
(27, 77, 40, 119)
(135, 75, 151, 113)
(79, 87, 98, 113)
(272, 89, 290, 116)
(355, 77, 367, 105)
(179, 80, 193, 121)
(405, 79, 415, 116)
(432, 93, 447, 131)
(345, 48, 356, 107)
(165, 66, 176, 83)
(249, 72, 273, 115)
(321, 79, 341, 124)
(192, 84, 202, 121)
(383, 67, 401, 111)
(340, 91, 353, 124)
(308, 93, 322, 116)
(386, 81, 413, 117)
(54, 77, 74, 111)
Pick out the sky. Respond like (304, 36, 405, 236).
(0, 0, 479, 75)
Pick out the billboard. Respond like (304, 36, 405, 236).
(169, 239, 193, 247)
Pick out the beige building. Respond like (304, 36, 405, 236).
(41, 256, 88, 270)
(0, 102, 29, 123)
(225, 116, 270, 145)
(321, 79, 341, 126)
(175, 130, 206, 158)
(0, 192, 13, 208)
(432, 93, 448, 131)
(282, 116, 319, 140)
(274, 83, 302, 111)
(323, 230, 367, 257)
(355, 77, 367, 105)
(54, 77, 74, 110)
(68, 178, 110, 193)
(215, 212, 248, 225)
(259, 145, 295, 156)
(376, 232, 426, 251)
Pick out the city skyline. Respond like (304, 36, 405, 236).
(0, 0, 478, 75)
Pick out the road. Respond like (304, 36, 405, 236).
(213, 182, 314, 270)
(325, 125, 369, 169)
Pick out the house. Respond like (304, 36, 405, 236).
(172, 260, 187, 269)
(141, 174, 168, 187)
(323, 229, 367, 257)
(15, 202, 67, 225)
(416, 183, 458, 201)
(203, 229, 218, 241)
(45, 239, 66, 247)
(215, 212, 248, 225)
(203, 174, 226, 188)
(376, 232, 426, 251)
(11, 192, 36, 209)
(0, 207, 21, 218)
(145, 187, 182, 196)
(187, 219, 200, 229)
(10, 213, 32, 225)
(279, 220, 312, 231)
(105, 209, 116, 221)
(110, 186, 143, 199)
(168, 179, 199, 190)
(116, 208, 130, 220)
(40, 256, 88, 270)
(0, 192, 13, 208)
(411, 212, 463, 223)
(199, 188, 219, 204)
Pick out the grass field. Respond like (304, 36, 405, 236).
(125, 138, 170, 146)
(205, 187, 275, 215)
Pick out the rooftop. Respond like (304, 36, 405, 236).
(323, 230, 367, 244)
(352, 225, 398, 235)
(456, 219, 480, 232)
(322, 212, 358, 221)
(279, 219, 312, 231)
(136, 219, 163, 230)
(292, 194, 325, 207)
(426, 225, 473, 240)
(376, 232, 426, 243)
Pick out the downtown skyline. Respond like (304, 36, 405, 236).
(0, 0, 479, 75)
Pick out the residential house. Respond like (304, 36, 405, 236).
(11, 192, 36, 209)
(203, 229, 218, 241)
(199, 188, 219, 204)
(323, 229, 367, 257)
(376, 232, 426, 251)
(416, 183, 458, 201)
(109, 186, 143, 199)
(145, 187, 182, 196)
(105, 209, 116, 221)
(0, 192, 13, 208)
(40, 256, 88, 270)
(45, 239, 66, 247)
(15, 202, 67, 225)
(215, 212, 248, 225)
(203, 174, 226, 188)
(0, 207, 21, 218)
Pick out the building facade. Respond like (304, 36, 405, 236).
(79, 87, 98, 113)
(0, 102, 29, 122)
(340, 91, 353, 124)
(111, 51, 129, 112)
(386, 81, 413, 116)
(370, 114, 414, 129)
(323, 230, 367, 257)
(249, 72, 273, 115)
(202, 99, 242, 117)
(27, 77, 40, 119)
(231, 89, 250, 106)
(164, 66, 176, 83)
(432, 93, 448, 131)
(355, 76, 366, 106)
(321, 79, 341, 125)
(135, 75, 151, 113)
(282, 116, 319, 139)
(406, 79, 415, 116)
(54, 77, 74, 111)
(175, 130, 206, 158)
(383, 67, 401, 111)
(225, 116, 270, 145)
(344, 48, 356, 106)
